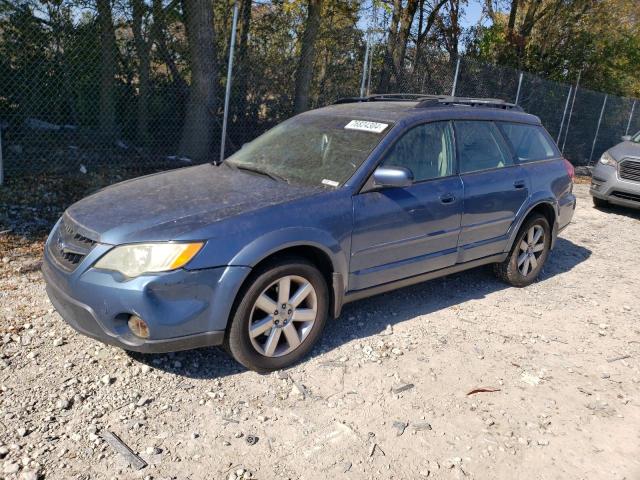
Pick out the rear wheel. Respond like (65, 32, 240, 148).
(592, 196, 608, 208)
(226, 257, 328, 372)
(494, 213, 551, 287)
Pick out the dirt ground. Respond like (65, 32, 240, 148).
(1, 183, 639, 480)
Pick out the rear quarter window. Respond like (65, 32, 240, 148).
(498, 122, 560, 162)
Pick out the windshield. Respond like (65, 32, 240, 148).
(633, 131, 640, 143)
(226, 114, 392, 187)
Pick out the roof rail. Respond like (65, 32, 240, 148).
(415, 96, 523, 111)
(334, 93, 437, 104)
(334, 93, 523, 111)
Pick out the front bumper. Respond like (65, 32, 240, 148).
(590, 161, 640, 209)
(42, 246, 251, 353)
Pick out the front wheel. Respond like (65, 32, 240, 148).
(494, 213, 551, 287)
(226, 257, 328, 372)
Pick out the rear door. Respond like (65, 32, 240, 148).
(455, 120, 529, 262)
(349, 121, 463, 291)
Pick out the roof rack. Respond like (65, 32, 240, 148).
(334, 93, 523, 111)
(415, 96, 522, 111)
(334, 93, 435, 104)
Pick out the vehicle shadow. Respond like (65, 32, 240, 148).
(129, 237, 591, 379)
(594, 203, 640, 221)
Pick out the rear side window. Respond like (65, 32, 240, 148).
(455, 121, 513, 174)
(498, 123, 559, 162)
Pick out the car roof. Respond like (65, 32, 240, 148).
(305, 100, 542, 126)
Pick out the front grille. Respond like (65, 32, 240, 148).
(49, 218, 97, 271)
(610, 191, 640, 203)
(619, 159, 640, 183)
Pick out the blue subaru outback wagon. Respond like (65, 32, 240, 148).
(43, 95, 576, 372)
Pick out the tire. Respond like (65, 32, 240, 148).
(494, 213, 551, 287)
(226, 256, 329, 372)
(592, 196, 608, 208)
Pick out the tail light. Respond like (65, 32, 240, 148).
(562, 159, 575, 182)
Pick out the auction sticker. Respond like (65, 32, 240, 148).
(344, 120, 388, 133)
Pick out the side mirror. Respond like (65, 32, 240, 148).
(621, 135, 632, 142)
(372, 166, 414, 188)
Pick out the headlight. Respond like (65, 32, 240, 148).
(599, 152, 618, 167)
(95, 242, 203, 278)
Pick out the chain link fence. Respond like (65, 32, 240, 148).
(1, 3, 638, 185)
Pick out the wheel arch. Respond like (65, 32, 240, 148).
(507, 199, 558, 252)
(228, 230, 348, 320)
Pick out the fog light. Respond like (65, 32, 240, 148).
(128, 315, 149, 338)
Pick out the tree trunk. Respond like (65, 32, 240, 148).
(131, 0, 150, 146)
(391, 0, 419, 88)
(378, 0, 402, 93)
(293, 0, 323, 114)
(232, 0, 252, 125)
(179, 0, 217, 162)
(96, 0, 117, 138)
(412, 0, 448, 77)
(152, 0, 188, 95)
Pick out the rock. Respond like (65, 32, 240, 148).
(412, 422, 432, 432)
(20, 470, 39, 480)
(391, 383, 414, 394)
(16, 427, 28, 437)
(100, 374, 113, 385)
(392, 421, 408, 436)
(56, 399, 71, 410)
(379, 324, 394, 336)
(289, 383, 305, 399)
(52, 337, 64, 347)
(3, 461, 20, 474)
(0, 446, 8, 458)
(141, 365, 151, 374)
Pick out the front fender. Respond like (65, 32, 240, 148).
(228, 227, 349, 280)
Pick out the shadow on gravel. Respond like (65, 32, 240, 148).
(130, 237, 591, 379)
(594, 203, 640, 221)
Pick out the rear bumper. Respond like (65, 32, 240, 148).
(590, 162, 640, 209)
(42, 247, 251, 353)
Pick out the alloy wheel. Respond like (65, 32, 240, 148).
(248, 275, 318, 357)
(517, 225, 545, 276)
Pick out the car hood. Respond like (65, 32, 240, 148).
(609, 140, 640, 160)
(65, 164, 322, 244)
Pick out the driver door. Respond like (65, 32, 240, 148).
(349, 121, 464, 291)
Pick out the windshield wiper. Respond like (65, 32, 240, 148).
(232, 164, 289, 183)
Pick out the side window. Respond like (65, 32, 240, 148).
(383, 122, 454, 182)
(498, 122, 559, 162)
(455, 121, 513, 173)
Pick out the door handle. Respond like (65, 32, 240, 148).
(439, 193, 456, 204)
(513, 180, 526, 189)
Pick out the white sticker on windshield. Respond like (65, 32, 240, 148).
(344, 120, 388, 133)
(322, 179, 340, 187)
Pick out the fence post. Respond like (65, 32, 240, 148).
(514, 72, 523, 105)
(0, 127, 3, 186)
(561, 70, 581, 154)
(589, 94, 608, 164)
(626, 100, 636, 136)
(451, 56, 461, 97)
(220, 1, 239, 164)
(557, 85, 573, 144)
(366, 43, 374, 96)
(360, 34, 371, 97)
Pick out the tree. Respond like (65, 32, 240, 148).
(293, 0, 323, 114)
(96, 0, 118, 137)
(131, 0, 151, 145)
(179, 0, 217, 162)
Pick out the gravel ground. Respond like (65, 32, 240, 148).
(1, 183, 639, 480)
